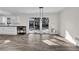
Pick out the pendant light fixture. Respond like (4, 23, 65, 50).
(39, 7, 44, 20)
(39, 7, 44, 33)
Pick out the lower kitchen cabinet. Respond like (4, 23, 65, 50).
(0, 27, 17, 35)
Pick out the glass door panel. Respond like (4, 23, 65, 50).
(29, 17, 49, 33)
(29, 18, 34, 31)
(29, 17, 40, 33)
(42, 17, 49, 30)
(34, 17, 40, 30)
(42, 17, 49, 33)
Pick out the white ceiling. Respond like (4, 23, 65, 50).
(0, 7, 65, 15)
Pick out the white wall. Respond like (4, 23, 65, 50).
(59, 7, 79, 45)
(23, 13, 59, 34)
(17, 16, 27, 26)
(0, 13, 59, 34)
(16, 13, 59, 34)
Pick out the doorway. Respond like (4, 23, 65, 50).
(29, 17, 49, 34)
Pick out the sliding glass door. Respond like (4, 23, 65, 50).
(29, 17, 49, 33)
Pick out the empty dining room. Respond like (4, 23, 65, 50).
(0, 7, 78, 51)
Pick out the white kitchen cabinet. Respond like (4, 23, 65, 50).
(0, 16, 17, 26)
(0, 27, 17, 35)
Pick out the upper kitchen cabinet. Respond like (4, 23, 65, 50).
(0, 16, 7, 25)
(6, 16, 18, 26)
(0, 16, 18, 26)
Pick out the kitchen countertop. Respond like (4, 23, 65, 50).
(0, 23, 18, 27)
(0, 25, 26, 27)
(0, 25, 17, 27)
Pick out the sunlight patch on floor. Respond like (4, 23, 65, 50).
(42, 40, 59, 46)
(3, 40, 11, 44)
